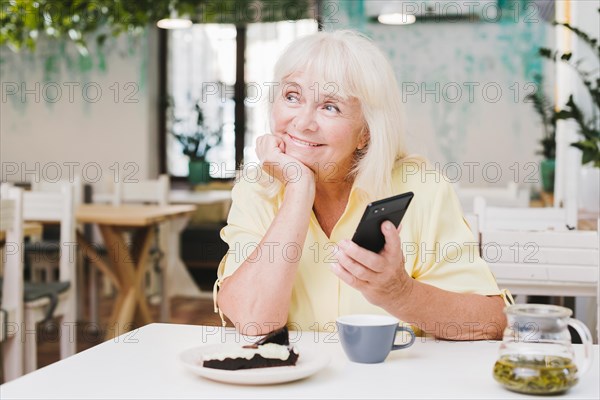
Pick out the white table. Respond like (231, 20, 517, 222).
(1, 323, 598, 399)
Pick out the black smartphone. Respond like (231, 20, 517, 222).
(351, 191, 414, 253)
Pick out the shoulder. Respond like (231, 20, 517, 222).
(392, 156, 454, 200)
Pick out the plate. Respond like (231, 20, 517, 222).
(179, 343, 330, 385)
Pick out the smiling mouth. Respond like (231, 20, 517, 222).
(287, 134, 323, 147)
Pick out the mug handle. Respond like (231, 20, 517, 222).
(391, 325, 416, 351)
(568, 318, 593, 375)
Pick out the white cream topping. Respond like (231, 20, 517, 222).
(203, 343, 296, 362)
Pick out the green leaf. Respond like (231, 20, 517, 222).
(560, 53, 572, 61)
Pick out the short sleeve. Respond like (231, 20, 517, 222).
(412, 177, 501, 296)
(216, 178, 278, 281)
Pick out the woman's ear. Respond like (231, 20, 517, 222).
(357, 128, 370, 150)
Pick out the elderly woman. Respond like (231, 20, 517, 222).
(214, 30, 509, 340)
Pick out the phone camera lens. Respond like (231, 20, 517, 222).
(374, 210, 379, 213)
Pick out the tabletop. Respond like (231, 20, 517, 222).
(75, 204, 197, 226)
(168, 189, 231, 205)
(92, 190, 231, 205)
(1, 323, 598, 399)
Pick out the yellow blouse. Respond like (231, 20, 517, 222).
(214, 160, 503, 331)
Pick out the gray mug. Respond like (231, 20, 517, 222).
(336, 314, 416, 364)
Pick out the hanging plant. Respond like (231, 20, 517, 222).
(0, 0, 168, 53)
(0, 0, 314, 54)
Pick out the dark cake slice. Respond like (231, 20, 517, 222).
(202, 326, 299, 370)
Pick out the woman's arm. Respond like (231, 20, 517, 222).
(332, 221, 506, 340)
(217, 135, 315, 334)
(390, 278, 506, 340)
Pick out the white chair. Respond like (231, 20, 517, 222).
(473, 197, 600, 342)
(480, 228, 599, 342)
(113, 174, 169, 206)
(28, 177, 87, 322)
(455, 182, 530, 213)
(31, 176, 84, 207)
(473, 196, 571, 231)
(1, 185, 25, 381)
(22, 183, 77, 373)
(28, 177, 83, 283)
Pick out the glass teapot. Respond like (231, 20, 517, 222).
(493, 304, 593, 395)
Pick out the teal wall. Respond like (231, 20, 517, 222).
(326, 0, 553, 186)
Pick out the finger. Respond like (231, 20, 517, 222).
(257, 135, 285, 166)
(338, 240, 383, 272)
(336, 249, 377, 282)
(381, 220, 402, 257)
(330, 262, 365, 289)
(395, 224, 405, 264)
(257, 134, 281, 151)
(278, 139, 286, 153)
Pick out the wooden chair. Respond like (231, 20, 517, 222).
(472, 197, 599, 342)
(0, 185, 25, 381)
(22, 183, 77, 373)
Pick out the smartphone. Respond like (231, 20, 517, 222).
(351, 191, 414, 253)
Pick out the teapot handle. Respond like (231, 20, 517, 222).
(568, 318, 593, 375)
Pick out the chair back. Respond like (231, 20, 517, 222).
(23, 184, 76, 283)
(113, 174, 169, 206)
(456, 182, 530, 213)
(473, 196, 569, 231)
(480, 229, 599, 294)
(31, 176, 84, 207)
(0, 184, 25, 380)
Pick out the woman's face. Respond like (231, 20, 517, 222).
(271, 71, 367, 182)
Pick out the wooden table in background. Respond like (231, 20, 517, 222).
(75, 204, 196, 339)
(0, 222, 43, 243)
(92, 189, 232, 300)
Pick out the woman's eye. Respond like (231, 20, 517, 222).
(324, 104, 340, 113)
(285, 93, 299, 102)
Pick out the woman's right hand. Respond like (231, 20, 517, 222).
(256, 134, 315, 188)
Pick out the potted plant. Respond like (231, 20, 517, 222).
(167, 98, 223, 185)
(539, 11, 600, 211)
(527, 83, 557, 193)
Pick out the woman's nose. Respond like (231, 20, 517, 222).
(292, 106, 318, 133)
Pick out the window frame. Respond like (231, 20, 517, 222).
(158, 16, 323, 185)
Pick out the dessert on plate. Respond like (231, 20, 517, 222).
(202, 326, 299, 371)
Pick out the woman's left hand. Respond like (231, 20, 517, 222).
(331, 221, 413, 309)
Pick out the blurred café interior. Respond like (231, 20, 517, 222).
(0, 0, 598, 384)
